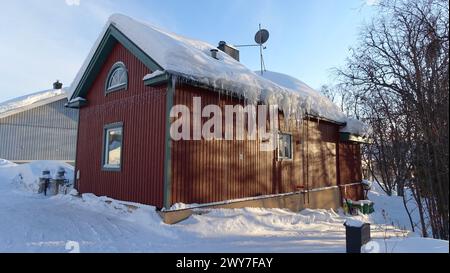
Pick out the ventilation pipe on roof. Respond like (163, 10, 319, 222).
(210, 48, 219, 59)
(218, 41, 240, 61)
(53, 80, 63, 90)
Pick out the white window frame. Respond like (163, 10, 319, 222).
(277, 132, 293, 161)
(102, 122, 123, 171)
(105, 62, 128, 94)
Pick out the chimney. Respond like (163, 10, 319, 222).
(53, 80, 63, 90)
(210, 48, 219, 59)
(218, 41, 240, 61)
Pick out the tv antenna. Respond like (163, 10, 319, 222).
(233, 24, 270, 75)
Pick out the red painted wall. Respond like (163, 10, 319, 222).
(170, 83, 342, 205)
(76, 42, 166, 207)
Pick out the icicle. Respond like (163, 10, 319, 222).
(171, 74, 177, 90)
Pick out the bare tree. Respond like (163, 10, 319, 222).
(336, 0, 448, 239)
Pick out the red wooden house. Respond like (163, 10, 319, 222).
(67, 14, 368, 222)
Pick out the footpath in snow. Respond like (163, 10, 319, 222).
(0, 160, 447, 253)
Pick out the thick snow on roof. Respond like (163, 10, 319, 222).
(340, 118, 372, 137)
(257, 71, 347, 122)
(0, 88, 68, 117)
(258, 71, 371, 136)
(257, 70, 319, 94)
(70, 14, 368, 134)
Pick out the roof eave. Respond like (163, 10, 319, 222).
(339, 132, 371, 143)
(65, 99, 88, 109)
(143, 72, 170, 87)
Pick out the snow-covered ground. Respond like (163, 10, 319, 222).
(0, 160, 447, 253)
(0, 160, 74, 193)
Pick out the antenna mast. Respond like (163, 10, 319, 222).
(233, 24, 270, 75)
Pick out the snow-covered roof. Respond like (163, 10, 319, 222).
(257, 71, 371, 136)
(70, 14, 368, 135)
(340, 118, 372, 137)
(257, 71, 347, 123)
(0, 88, 68, 119)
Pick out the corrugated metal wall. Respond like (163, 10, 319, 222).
(0, 98, 78, 161)
(301, 118, 339, 190)
(339, 142, 363, 200)
(171, 85, 274, 204)
(76, 42, 166, 208)
(170, 83, 341, 205)
(339, 142, 362, 184)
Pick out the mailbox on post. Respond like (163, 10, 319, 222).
(344, 219, 371, 253)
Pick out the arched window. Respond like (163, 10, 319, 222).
(105, 62, 127, 93)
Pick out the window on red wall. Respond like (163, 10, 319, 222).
(102, 122, 123, 171)
(105, 62, 128, 93)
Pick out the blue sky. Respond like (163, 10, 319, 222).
(0, 0, 377, 102)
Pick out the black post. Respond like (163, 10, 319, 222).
(43, 179, 49, 196)
(41, 170, 51, 196)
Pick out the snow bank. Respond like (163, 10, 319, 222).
(366, 182, 428, 235)
(0, 160, 74, 193)
(0, 162, 446, 253)
(0, 88, 68, 116)
(0, 159, 17, 168)
(58, 193, 178, 239)
(180, 207, 346, 237)
(363, 237, 448, 253)
(69, 14, 367, 134)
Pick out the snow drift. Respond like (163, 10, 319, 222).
(0, 162, 447, 253)
(0, 160, 74, 193)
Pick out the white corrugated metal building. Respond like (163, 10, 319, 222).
(0, 88, 78, 164)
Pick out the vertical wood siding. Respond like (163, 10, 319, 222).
(170, 83, 341, 205)
(0, 99, 78, 161)
(76, 42, 166, 207)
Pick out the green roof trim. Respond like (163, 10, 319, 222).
(339, 132, 370, 143)
(143, 72, 170, 87)
(65, 99, 88, 109)
(70, 25, 163, 100)
(163, 75, 174, 209)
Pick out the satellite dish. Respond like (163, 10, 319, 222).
(254, 29, 270, 45)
